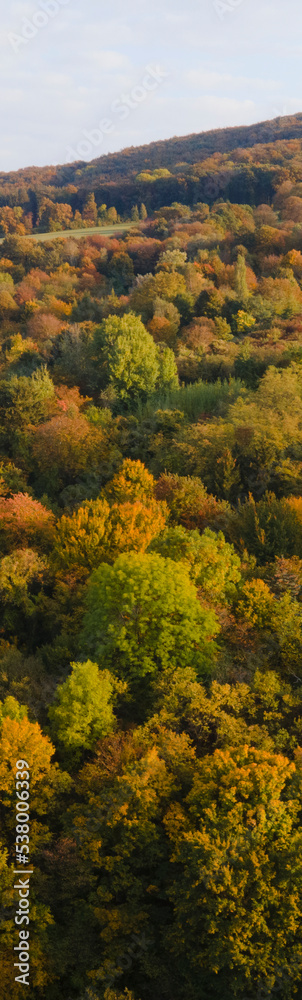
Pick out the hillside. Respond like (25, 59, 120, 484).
(1, 112, 302, 188)
(1, 113, 302, 233)
(63, 111, 302, 183)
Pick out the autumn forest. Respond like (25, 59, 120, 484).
(3, 115, 302, 1000)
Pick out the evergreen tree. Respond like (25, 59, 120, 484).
(235, 251, 249, 304)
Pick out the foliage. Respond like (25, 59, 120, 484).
(49, 660, 121, 754)
(228, 492, 302, 562)
(30, 411, 121, 495)
(0, 711, 69, 823)
(165, 744, 302, 996)
(3, 120, 302, 998)
(51, 494, 167, 573)
(0, 493, 54, 552)
(149, 524, 241, 602)
(1, 365, 54, 418)
(81, 552, 219, 684)
(95, 313, 160, 400)
(142, 377, 246, 421)
(104, 459, 155, 504)
(155, 473, 230, 531)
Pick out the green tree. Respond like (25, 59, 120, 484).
(108, 252, 135, 295)
(0, 461, 28, 497)
(81, 552, 219, 685)
(156, 344, 179, 391)
(228, 493, 302, 563)
(235, 309, 256, 333)
(66, 724, 198, 1000)
(156, 249, 187, 272)
(95, 313, 160, 400)
(0, 694, 27, 723)
(150, 525, 241, 603)
(234, 252, 249, 304)
(0, 366, 55, 429)
(130, 271, 186, 323)
(107, 206, 118, 224)
(131, 205, 140, 222)
(49, 660, 121, 755)
(0, 548, 46, 641)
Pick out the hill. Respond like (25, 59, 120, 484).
(1, 112, 302, 232)
(63, 111, 302, 183)
(2, 112, 302, 188)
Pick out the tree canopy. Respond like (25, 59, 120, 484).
(3, 121, 302, 998)
(81, 551, 219, 685)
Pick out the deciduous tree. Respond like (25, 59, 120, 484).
(81, 551, 219, 685)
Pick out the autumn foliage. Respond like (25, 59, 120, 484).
(3, 121, 302, 998)
(0, 493, 54, 551)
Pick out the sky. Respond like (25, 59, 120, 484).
(1, 0, 302, 172)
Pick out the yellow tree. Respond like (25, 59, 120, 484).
(104, 459, 156, 504)
(165, 744, 302, 997)
(0, 708, 70, 996)
(51, 495, 167, 574)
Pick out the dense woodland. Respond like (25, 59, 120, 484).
(4, 116, 302, 998)
(2, 113, 302, 231)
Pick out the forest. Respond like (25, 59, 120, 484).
(3, 115, 302, 998)
(2, 112, 302, 231)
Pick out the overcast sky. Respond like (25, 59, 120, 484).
(1, 0, 302, 172)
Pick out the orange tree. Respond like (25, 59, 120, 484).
(0, 703, 70, 998)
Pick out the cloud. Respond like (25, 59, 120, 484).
(85, 50, 131, 71)
(185, 70, 279, 92)
(0, 0, 302, 170)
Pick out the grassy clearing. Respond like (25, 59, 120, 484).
(0, 223, 135, 244)
(139, 378, 247, 422)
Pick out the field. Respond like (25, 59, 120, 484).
(0, 222, 135, 244)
